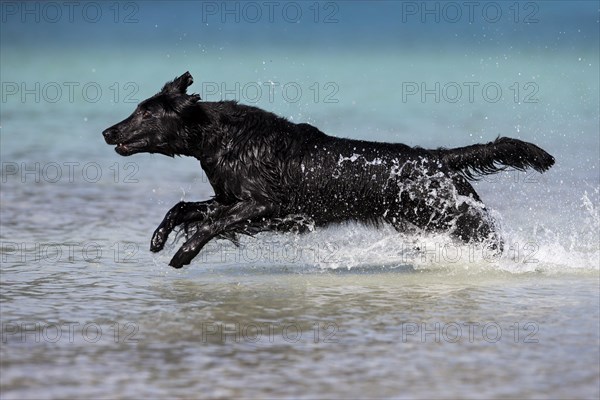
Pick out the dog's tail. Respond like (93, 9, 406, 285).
(436, 137, 555, 180)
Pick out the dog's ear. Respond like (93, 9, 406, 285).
(170, 92, 202, 114)
(161, 71, 194, 94)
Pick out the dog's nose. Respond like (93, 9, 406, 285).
(103, 127, 118, 143)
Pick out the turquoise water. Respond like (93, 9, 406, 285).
(1, 2, 599, 399)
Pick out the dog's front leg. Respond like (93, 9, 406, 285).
(169, 201, 275, 268)
(151, 199, 219, 252)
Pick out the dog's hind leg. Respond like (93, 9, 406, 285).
(387, 197, 502, 253)
(151, 200, 219, 252)
(447, 175, 503, 252)
(451, 203, 504, 253)
(169, 201, 276, 268)
(386, 171, 503, 251)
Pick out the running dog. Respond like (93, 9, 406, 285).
(103, 72, 554, 268)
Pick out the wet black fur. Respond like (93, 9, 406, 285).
(103, 72, 555, 268)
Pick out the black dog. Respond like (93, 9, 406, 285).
(103, 72, 554, 268)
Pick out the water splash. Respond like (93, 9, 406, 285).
(159, 184, 599, 275)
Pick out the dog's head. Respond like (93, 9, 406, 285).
(102, 71, 201, 157)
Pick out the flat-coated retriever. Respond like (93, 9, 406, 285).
(103, 72, 554, 268)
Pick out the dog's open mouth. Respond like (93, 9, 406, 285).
(115, 140, 148, 156)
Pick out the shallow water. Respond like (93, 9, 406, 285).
(1, 1, 599, 398)
(1, 260, 599, 399)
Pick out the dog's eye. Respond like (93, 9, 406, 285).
(142, 110, 152, 119)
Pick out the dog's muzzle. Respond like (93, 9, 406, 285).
(102, 127, 119, 144)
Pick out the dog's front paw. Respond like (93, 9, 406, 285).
(169, 248, 195, 269)
(150, 228, 168, 252)
(168, 237, 208, 269)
